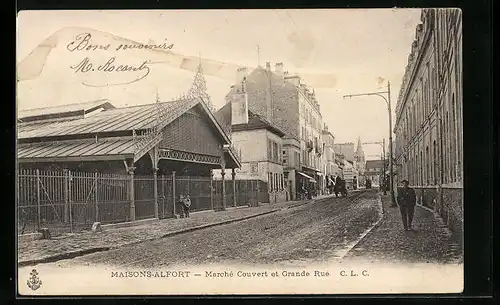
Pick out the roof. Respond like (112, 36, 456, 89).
(17, 137, 136, 163)
(214, 103, 232, 136)
(17, 99, 115, 122)
(232, 110, 286, 137)
(16, 97, 237, 165)
(18, 99, 190, 141)
(366, 159, 385, 170)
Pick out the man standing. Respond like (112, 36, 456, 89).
(397, 179, 416, 231)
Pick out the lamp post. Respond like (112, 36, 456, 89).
(343, 81, 396, 207)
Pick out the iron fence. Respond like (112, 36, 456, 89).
(17, 168, 268, 236)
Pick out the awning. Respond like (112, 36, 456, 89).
(298, 171, 316, 183)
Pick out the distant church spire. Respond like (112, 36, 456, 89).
(356, 137, 363, 155)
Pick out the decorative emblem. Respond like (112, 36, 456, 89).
(27, 269, 42, 291)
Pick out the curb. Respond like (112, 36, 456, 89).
(18, 208, 281, 267)
(18, 247, 111, 267)
(18, 197, 331, 267)
(416, 203, 435, 213)
(339, 194, 386, 260)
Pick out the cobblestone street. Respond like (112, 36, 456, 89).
(19, 190, 463, 271)
(18, 197, 324, 265)
(28, 190, 380, 269)
(345, 194, 463, 264)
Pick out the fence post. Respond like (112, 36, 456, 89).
(232, 168, 236, 207)
(94, 172, 99, 222)
(257, 180, 260, 205)
(153, 169, 159, 219)
(36, 169, 41, 230)
(172, 171, 176, 216)
(161, 174, 165, 218)
(129, 167, 136, 222)
(210, 171, 214, 210)
(63, 169, 69, 224)
(68, 170, 73, 233)
(220, 169, 226, 211)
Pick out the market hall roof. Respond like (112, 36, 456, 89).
(17, 137, 136, 163)
(17, 97, 239, 167)
(17, 97, 229, 143)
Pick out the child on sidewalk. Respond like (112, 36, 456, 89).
(182, 195, 192, 218)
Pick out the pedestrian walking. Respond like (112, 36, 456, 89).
(397, 179, 416, 231)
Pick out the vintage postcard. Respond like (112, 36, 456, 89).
(16, 9, 463, 295)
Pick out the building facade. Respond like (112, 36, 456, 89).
(228, 62, 325, 200)
(394, 8, 462, 233)
(365, 159, 385, 187)
(322, 126, 337, 176)
(214, 81, 288, 203)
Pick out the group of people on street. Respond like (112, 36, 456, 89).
(327, 175, 347, 197)
(177, 177, 416, 232)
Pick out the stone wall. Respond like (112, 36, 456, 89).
(399, 186, 463, 234)
(439, 187, 463, 234)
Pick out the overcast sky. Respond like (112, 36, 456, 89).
(16, 9, 422, 159)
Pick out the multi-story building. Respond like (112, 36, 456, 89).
(322, 125, 336, 174)
(214, 80, 288, 203)
(333, 142, 355, 163)
(228, 62, 324, 200)
(394, 8, 462, 233)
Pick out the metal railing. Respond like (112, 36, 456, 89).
(17, 169, 267, 236)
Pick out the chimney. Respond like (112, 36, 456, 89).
(284, 75, 300, 87)
(229, 77, 249, 125)
(275, 62, 284, 77)
(236, 67, 248, 84)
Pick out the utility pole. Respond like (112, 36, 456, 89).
(343, 81, 396, 206)
(387, 81, 396, 207)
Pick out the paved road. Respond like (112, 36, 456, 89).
(47, 190, 381, 268)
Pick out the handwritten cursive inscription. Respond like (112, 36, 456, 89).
(70, 57, 151, 87)
(67, 33, 174, 52)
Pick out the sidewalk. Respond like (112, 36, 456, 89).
(18, 195, 333, 266)
(345, 193, 463, 264)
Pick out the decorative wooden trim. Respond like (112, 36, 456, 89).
(158, 149, 221, 165)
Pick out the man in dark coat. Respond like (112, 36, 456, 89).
(397, 179, 416, 231)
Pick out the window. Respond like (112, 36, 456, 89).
(273, 142, 278, 162)
(268, 140, 272, 160)
(250, 162, 258, 173)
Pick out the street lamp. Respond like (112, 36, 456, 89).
(343, 81, 397, 207)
